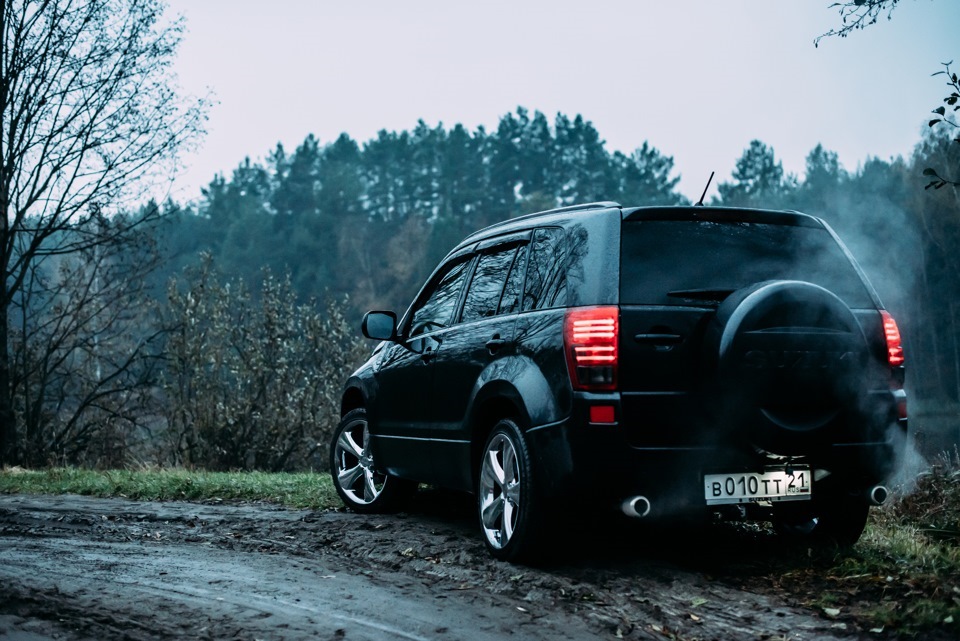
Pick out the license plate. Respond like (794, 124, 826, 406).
(704, 468, 811, 505)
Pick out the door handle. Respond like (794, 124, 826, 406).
(634, 333, 682, 344)
(634, 333, 683, 348)
(485, 335, 508, 354)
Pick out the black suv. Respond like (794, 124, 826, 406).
(331, 202, 907, 561)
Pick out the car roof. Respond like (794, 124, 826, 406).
(457, 201, 622, 247)
(458, 203, 825, 250)
(621, 205, 825, 228)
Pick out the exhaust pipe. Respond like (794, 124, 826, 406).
(621, 496, 651, 518)
(867, 485, 889, 506)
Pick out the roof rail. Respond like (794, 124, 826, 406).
(498, 200, 622, 226)
(461, 201, 622, 244)
(539, 201, 622, 215)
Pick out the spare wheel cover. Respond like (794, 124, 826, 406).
(712, 280, 868, 455)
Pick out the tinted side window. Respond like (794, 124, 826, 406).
(522, 227, 568, 311)
(461, 247, 518, 324)
(410, 259, 471, 335)
(499, 244, 528, 315)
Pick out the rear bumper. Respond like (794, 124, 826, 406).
(525, 396, 906, 519)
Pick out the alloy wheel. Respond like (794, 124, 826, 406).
(479, 432, 521, 549)
(334, 417, 386, 505)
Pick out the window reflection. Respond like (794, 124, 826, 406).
(410, 259, 471, 336)
(499, 244, 527, 315)
(461, 247, 517, 324)
(522, 226, 588, 311)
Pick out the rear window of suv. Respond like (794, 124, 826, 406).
(620, 220, 874, 308)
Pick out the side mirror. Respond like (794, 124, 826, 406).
(362, 311, 398, 341)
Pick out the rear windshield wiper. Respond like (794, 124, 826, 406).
(666, 288, 736, 304)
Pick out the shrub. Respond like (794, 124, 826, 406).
(162, 257, 365, 471)
(891, 446, 960, 539)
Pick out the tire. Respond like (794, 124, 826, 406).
(330, 408, 414, 513)
(705, 280, 871, 455)
(477, 419, 543, 562)
(774, 494, 870, 547)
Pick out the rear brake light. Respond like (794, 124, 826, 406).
(880, 310, 904, 368)
(564, 306, 618, 391)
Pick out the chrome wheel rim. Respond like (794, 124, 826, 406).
(334, 417, 386, 505)
(479, 432, 520, 549)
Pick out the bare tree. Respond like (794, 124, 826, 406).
(0, 0, 207, 465)
(12, 211, 166, 466)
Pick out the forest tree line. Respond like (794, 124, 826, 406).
(12, 108, 960, 469)
(6, 0, 956, 472)
(157, 108, 959, 401)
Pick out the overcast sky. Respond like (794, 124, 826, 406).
(163, 0, 958, 203)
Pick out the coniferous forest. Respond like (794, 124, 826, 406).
(157, 110, 958, 393)
(10, 107, 960, 469)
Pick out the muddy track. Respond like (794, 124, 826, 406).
(0, 491, 870, 640)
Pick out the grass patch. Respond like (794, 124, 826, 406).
(825, 521, 960, 632)
(0, 467, 339, 510)
(782, 448, 960, 636)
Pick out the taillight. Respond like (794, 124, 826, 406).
(564, 306, 618, 391)
(880, 310, 904, 368)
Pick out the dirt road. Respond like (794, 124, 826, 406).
(0, 491, 866, 640)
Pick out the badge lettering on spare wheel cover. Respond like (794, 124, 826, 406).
(742, 350, 855, 370)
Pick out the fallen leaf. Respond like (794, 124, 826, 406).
(690, 614, 701, 622)
(516, 606, 528, 613)
(823, 607, 841, 618)
(945, 616, 954, 624)
(690, 597, 708, 608)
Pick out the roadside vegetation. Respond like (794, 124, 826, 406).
(0, 467, 338, 509)
(760, 448, 960, 636)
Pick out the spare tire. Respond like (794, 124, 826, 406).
(704, 280, 869, 456)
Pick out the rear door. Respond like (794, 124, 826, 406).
(428, 234, 529, 489)
(618, 217, 876, 449)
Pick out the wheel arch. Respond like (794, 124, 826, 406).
(464, 354, 563, 491)
(466, 382, 527, 491)
(340, 381, 366, 418)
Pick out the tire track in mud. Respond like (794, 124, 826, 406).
(0, 493, 859, 640)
